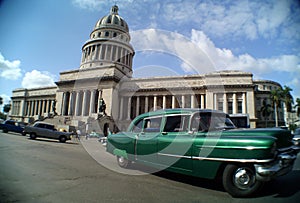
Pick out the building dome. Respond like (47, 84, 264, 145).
(94, 5, 129, 32)
(80, 5, 134, 78)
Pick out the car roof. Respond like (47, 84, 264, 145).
(134, 108, 226, 120)
(34, 122, 54, 126)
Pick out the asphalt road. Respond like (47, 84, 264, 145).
(0, 131, 300, 203)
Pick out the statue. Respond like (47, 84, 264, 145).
(52, 100, 57, 115)
(99, 98, 106, 115)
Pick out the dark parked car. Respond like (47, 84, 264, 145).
(293, 128, 300, 146)
(0, 120, 26, 134)
(107, 109, 299, 197)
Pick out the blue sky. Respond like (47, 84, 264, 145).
(0, 0, 300, 107)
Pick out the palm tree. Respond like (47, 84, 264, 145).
(0, 97, 3, 113)
(260, 99, 272, 127)
(270, 88, 283, 127)
(282, 86, 293, 112)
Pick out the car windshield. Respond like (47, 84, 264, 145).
(191, 112, 236, 132)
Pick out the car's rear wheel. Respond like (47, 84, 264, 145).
(222, 164, 263, 197)
(29, 133, 36, 139)
(117, 156, 131, 168)
(3, 128, 8, 133)
(59, 136, 67, 143)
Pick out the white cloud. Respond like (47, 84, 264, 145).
(0, 53, 22, 80)
(21, 70, 56, 88)
(189, 29, 300, 74)
(131, 29, 215, 74)
(72, 0, 105, 10)
(72, 0, 300, 42)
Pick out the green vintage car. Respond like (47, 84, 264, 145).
(106, 109, 299, 197)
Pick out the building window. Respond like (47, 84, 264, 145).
(238, 101, 243, 113)
(105, 32, 109, 37)
(113, 32, 117, 37)
(218, 102, 223, 111)
(228, 102, 233, 114)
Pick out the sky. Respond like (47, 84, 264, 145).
(0, 0, 300, 108)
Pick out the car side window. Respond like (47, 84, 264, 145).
(191, 114, 208, 132)
(143, 117, 162, 133)
(132, 119, 143, 133)
(45, 124, 55, 130)
(163, 115, 190, 133)
(36, 123, 44, 128)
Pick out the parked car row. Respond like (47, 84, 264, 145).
(1, 120, 73, 143)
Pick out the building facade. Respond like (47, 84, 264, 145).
(9, 5, 286, 131)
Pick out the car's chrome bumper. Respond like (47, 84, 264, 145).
(255, 146, 300, 181)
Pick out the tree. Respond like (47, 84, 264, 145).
(260, 99, 272, 127)
(270, 88, 283, 127)
(3, 104, 11, 114)
(295, 98, 300, 117)
(0, 96, 3, 106)
(282, 86, 293, 112)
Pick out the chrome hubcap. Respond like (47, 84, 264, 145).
(233, 168, 255, 190)
(118, 156, 124, 163)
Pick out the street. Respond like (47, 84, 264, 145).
(0, 131, 300, 203)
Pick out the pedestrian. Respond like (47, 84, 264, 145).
(76, 129, 81, 141)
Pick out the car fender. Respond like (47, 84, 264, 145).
(113, 149, 128, 159)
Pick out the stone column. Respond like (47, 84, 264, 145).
(68, 92, 74, 116)
(233, 93, 237, 114)
(136, 96, 140, 116)
(119, 97, 124, 120)
(127, 97, 131, 120)
(89, 90, 96, 115)
(75, 91, 81, 116)
(242, 92, 247, 114)
(223, 93, 228, 113)
(41, 100, 45, 115)
(34, 100, 39, 115)
(63, 92, 68, 116)
(162, 95, 166, 109)
(172, 96, 176, 109)
(213, 93, 217, 110)
(25, 101, 29, 116)
(153, 96, 157, 111)
(82, 90, 88, 116)
(191, 95, 195, 108)
(145, 96, 149, 113)
(104, 45, 108, 61)
(201, 94, 205, 109)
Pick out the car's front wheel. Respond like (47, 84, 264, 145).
(117, 156, 131, 168)
(222, 164, 263, 197)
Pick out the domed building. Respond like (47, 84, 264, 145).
(9, 5, 288, 133)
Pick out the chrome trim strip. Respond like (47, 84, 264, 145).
(192, 156, 273, 163)
(157, 153, 192, 159)
(157, 152, 273, 163)
(194, 145, 269, 150)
